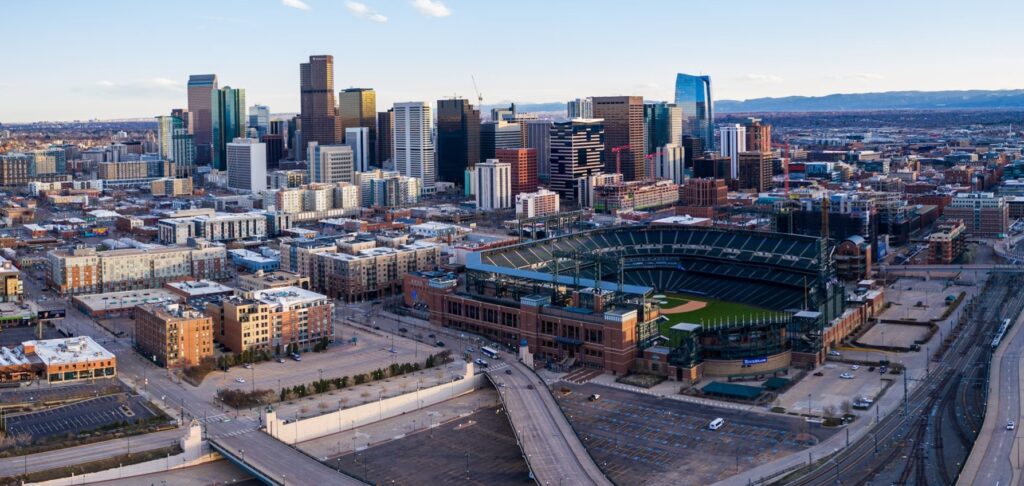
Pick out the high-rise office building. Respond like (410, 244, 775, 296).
(171, 129, 195, 178)
(654, 144, 685, 184)
(170, 108, 192, 134)
(187, 74, 217, 165)
(525, 120, 552, 181)
(738, 151, 772, 192)
(248, 105, 270, 139)
(592, 96, 645, 181)
(211, 87, 246, 171)
(376, 110, 393, 167)
(681, 135, 703, 171)
(337, 88, 377, 166)
(674, 73, 714, 150)
(270, 120, 289, 151)
(744, 117, 772, 152)
(307, 142, 354, 185)
(480, 120, 520, 160)
(567, 97, 593, 119)
(550, 119, 605, 205)
(436, 98, 481, 184)
(260, 134, 284, 170)
(719, 124, 746, 179)
(496, 148, 537, 196)
(392, 102, 435, 193)
(299, 55, 342, 160)
(475, 160, 512, 210)
(345, 127, 370, 173)
(644, 102, 682, 156)
(226, 138, 267, 193)
(155, 116, 175, 160)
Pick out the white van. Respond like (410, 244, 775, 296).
(709, 418, 725, 430)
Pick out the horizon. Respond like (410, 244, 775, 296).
(1, 0, 1022, 122)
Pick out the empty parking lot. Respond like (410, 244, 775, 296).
(557, 383, 835, 486)
(4, 394, 159, 441)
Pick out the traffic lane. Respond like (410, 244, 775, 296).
(214, 430, 365, 486)
(0, 427, 182, 476)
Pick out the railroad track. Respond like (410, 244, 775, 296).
(782, 275, 1024, 486)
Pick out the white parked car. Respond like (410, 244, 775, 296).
(828, 350, 841, 357)
(234, 378, 246, 384)
(851, 365, 860, 371)
(1008, 421, 1016, 430)
(839, 372, 855, 379)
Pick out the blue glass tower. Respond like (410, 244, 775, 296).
(211, 86, 246, 171)
(674, 73, 714, 151)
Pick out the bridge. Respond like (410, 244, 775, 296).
(207, 420, 365, 486)
(486, 361, 613, 486)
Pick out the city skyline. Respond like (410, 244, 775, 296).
(2, 0, 1022, 122)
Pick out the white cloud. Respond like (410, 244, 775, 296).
(346, 1, 387, 22)
(411, 0, 450, 17)
(743, 73, 784, 83)
(85, 78, 184, 98)
(281, 0, 312, 11)
(829, 73, 883, 81)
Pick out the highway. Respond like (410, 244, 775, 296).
(958, 302, 1024, 485)
(0, 427, 182, 477)
(488, 360, 612, 486)
(210, 427, 365, 486)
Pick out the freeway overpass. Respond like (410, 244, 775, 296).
(207, 420, 365, 486)
(486, 361, 613, 486)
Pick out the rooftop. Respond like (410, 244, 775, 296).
(250, 286, 328, 308)
(165, 279, 236, 297)
(73, 288, 180, 311)
(24, 336, 115, 366)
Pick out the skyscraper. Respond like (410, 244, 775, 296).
(480, 120, 520, 160)
(376, 110, 393, 167)
(719, 124, 746, 179)
(170, 108, 192, 134)
(496, 148, 537, 196)
(337, 88, 377, 166)
(643, 102, 682, 156)
(654, 144, 685, 184)
(260, 134, 284, 170)
(248, 105, 270, 139)
(392, 102, 435, 193)
(299, 55, 342, 160)
(307, 142, 354, 185)
(211, 87, 246, 171)
(738, 151, 772, 192)
(187, 74, 217, 165)
(592, 96, 645, 181)
(345, 127, 370, 173)
(744, 117, 772, 152)
(475, 159, 512, 210)
(226, 138, 267, 193)
(171, 128, 195, 178)
(155, 115, 175, 160)
(674, 73, 714, 150)
(436, 98, 480, 183)
(525, 120, 552, 181)
(567, 97, 593, 119)
(550, 119, 604, 205)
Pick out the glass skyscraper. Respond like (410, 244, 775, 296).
(211, 86, 246, 171)
(674, 73, 714, 151)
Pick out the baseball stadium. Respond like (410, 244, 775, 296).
(408, 224, 852, 381)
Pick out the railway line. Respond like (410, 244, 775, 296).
(780, 274, 1024, 485)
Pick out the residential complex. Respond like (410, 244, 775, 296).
(135, 303, 214, 368)
(206, 286, 333, 354)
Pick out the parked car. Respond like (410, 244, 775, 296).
(474, 358, 489, 367)
(234, 378, 246, 384)
(709, 418, 725, 430)
(828, 350, 841, 357)
(526, 384, 534, 390)
(398, 327, 408, 333)
(243, 363, 253, 369)
(839, 372, 855, 379)
(276, 357, 285, 363)
(435, 341, 445, 347)
(850, 365, 859, 371)
(290, 353, 302, 362)
(588, 394, 601, 402)
(505, 369, 513, 375)
(1009, 421, 1016, 430)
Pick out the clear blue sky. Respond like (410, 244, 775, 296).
(2, 0, 1021, 122)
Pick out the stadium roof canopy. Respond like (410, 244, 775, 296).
(464, 252, 654, 296)
(701, 381, 762, 400)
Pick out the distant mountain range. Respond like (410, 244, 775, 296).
(716, 90, 1024, 113)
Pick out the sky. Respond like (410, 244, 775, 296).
(1, 0, 1022, 122)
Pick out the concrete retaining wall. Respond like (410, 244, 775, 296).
(265, 362, 483, 444)
(30, 422, 209, 486)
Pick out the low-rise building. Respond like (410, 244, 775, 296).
(0, 256, 23, 302)
(163, 279, 236, 303)
(236, 270, 311, 291)
(151, 177, 194, 197)
(0, 337, 116, 384)
(135, 303, 213, 368)
(72, 288, 180, 318)
(592, 179, 679, 213)
(206, 286, 333, 354)
(515, 189, 560, 218)
(943, 192, 1008, 237)
(157, 212, 268, 245)
(928, 219, 967, 264)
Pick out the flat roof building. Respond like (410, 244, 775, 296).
(135, 303, 213, 368)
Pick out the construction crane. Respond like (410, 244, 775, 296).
(611, 145, 630, 176)
(471, 76, 483, 109)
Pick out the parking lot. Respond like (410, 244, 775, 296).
(0, 381, 125, 408)
(858, 321, 931, 348)
(876, 279, 961, 323)
(556, 383, 834, 485)
(777, 364, 890, 416)
(4, 393, 159, 441)
(0, 322, 63, 347)
(329, 397, 532, 485)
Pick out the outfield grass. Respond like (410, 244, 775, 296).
(655, 293, 775, 337)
